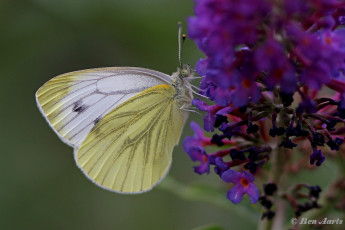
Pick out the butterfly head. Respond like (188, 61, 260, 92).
(171, 64, 194, 84)
(178, 64, 193, 79)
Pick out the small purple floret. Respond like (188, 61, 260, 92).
(183, 122, 211, 174)
(310, 149, 326, 166)
(221, 170, 260, 204)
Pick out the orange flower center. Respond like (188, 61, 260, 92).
(301, 37, 311, 46)
(242, 78, 252, 89)
(273, 68, 284, 79)
(325, 36, 332, 45)
(240, 178, 249, 187)
(265, 46, 275, 55)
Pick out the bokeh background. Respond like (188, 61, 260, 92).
(0, 0, 340, 229)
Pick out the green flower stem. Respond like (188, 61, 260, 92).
(258, 147, 289, 230)
(158, 176, 259, 226)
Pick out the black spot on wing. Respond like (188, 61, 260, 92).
(91, 116, 102, 134)
(94, 116, 101, 125)
(73, 100, 87, 113)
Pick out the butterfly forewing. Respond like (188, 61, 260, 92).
(36, 67, 172, 147)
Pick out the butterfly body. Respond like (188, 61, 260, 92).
(36, 67, 193, 193)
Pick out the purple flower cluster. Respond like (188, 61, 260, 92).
(189, 0, 271, 107)
(184, 0, 345, 207)
(188, 0, 345, 106)
(183, 122, 269, 204)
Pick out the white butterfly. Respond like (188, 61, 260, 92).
(36, 66, 194, 193)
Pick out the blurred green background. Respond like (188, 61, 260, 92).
(0, 0, 340, 230)
(0, 0, 240, 229)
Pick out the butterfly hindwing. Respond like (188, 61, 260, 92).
(75, 84, 186, 193)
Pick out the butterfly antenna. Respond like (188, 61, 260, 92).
(178, 22, 186, 69)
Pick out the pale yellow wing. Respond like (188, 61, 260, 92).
(75, 84, 186, 193)
(35, 67, 172, 147)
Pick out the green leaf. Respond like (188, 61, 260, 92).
(191, 224, 225, 230)
(158, 176, 259, 225)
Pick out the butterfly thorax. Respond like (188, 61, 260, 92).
(171, 66, 193, 108)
